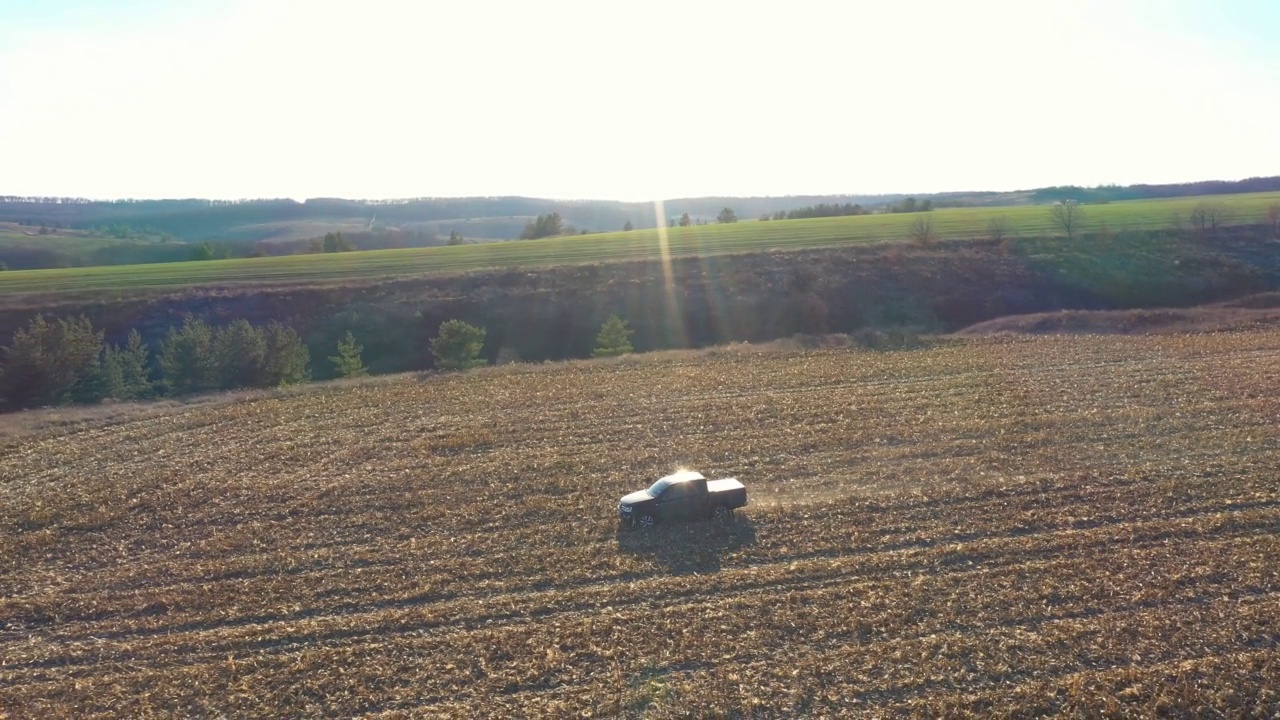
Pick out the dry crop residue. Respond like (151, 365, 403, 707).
(2, 331, 1279, 717)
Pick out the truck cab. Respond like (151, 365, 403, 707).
(619, 470, 748, 528)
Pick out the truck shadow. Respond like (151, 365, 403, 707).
(614, 515, 758, 575)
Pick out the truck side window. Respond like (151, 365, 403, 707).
(663, 483, 686, 500)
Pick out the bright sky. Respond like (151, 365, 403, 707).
(0, 0, 1277, 201)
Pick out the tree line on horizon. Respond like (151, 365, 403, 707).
(763, 202, 870, 221)
(4, 175, 1277, 246)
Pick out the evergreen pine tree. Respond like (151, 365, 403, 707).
(262, 322, 310, 386)
(115, 330, 155, 399)
(158, 316, 217, 396)
(593, 315, 634, 357)
(0, 315, 107, 407)
(430, 320, 487, 371)
(329, 331, 368, 378)
(213, 319, 267, 389)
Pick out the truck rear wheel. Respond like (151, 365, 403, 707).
(711, 505, 733, 523)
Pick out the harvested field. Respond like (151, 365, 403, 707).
(2, 331, 1279, 717)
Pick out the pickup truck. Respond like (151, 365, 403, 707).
(618, 470, 748, 528)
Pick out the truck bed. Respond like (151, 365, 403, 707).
(707, 478, 748, 508)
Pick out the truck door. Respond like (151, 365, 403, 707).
(655, 481, 692, 521)
(688, 478, 709, 518)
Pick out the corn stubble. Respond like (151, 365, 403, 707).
(1, 331, 1278, 718)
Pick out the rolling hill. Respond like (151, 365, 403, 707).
(2, 190, 1278, 297)
(1, 175, 1276, 251)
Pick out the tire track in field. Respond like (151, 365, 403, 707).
(5, 465, 1273, 634)
(5, 510, 1274, 680)
(355, 594, 1280, 718)
(10, 539, 1276, 705)
(5, 463, 1269, 623)
(891, 646, 1280, 716)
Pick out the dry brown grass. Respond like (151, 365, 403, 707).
(958, 302, 1280, 336)
(2, 331, 1279, 717)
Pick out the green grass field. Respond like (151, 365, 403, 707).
(1, 192, 1276, 297)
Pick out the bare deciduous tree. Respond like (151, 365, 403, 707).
(1189, 203, 1227, 237)
(1267, 202, 1280, 236)
(907, 215, 937, 247)
(1048, 200, 1084, 240)
(987, 216, 1011, 243)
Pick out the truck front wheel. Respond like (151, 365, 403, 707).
(637, 514, 656, 529)
(711, 505, 734, 523)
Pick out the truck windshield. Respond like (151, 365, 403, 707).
(647, 478, 670, 496)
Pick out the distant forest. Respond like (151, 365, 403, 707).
(1025, 177, 1280, 204)
(0, 196, 908, 244)
(2, 176, 1276, 240)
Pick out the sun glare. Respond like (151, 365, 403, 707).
(652, 198, 685, 348)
